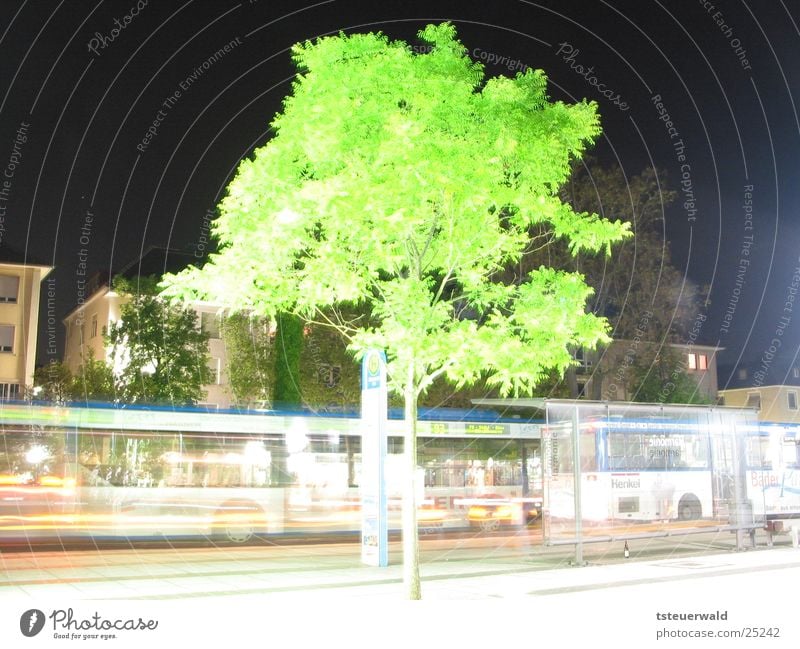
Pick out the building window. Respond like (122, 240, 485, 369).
(573, 347, 593, 374)
(0, 275, 19, 303)
(789, 391, 798, 411)
(0, 325, 14, 352)
(200, 312, 221, 339)
(687, 353, 707, 371)
(746, 392, 761, 409)
(0, 383, 19, 399)
(738, 368, 748, 381)
(90, 314, 98, 339)
(794, 368, 800, 379)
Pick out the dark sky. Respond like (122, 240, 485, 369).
(1, 0, 799, 387)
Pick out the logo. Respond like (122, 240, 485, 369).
(367, 352, 380, 377)
(20, 609, 45, 637)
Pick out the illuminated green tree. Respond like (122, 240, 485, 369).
(162, 23, 629, 598)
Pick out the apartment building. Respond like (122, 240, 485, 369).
(719, 364, 800, 422)
(0, 249, 53, 398)
(573, 340, 722, 402)
(62, 247, 231, 408)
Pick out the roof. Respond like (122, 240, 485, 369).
(116, 246, 198, 279)
(62, 247, 198, 320)
(472, 397, 756, 413)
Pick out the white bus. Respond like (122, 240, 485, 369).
(544, 416, 800, 528)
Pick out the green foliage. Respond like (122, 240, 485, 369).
(34, 351, 116, 404)
(33, 361, 73, 403)
(162, 23, 629, 400)
(273, 312, 304, 406)
(300, 322, 361, 409)
(111, 274, 160, 296)
(220, 312, 274, 407)
(107, 277, 211, 405)
(72, 348, 116, 402)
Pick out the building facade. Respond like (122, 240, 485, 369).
(574, 340, 721, 402)
(62, 249, 232, 408)
(718, 364, 800, 423)
(0, 256, 53, 398)
(719, 385, 800, 423)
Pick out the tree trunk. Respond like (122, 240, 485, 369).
(565, 366, 580, 399)
(403, 362, 421, 600)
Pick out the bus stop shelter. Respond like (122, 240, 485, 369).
(475, 399, 762, 564)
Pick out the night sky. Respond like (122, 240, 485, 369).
(1, 0, 799, 388)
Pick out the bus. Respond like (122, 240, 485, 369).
(746, 422, 800, 524)
(0, 402, 543, 545)
(544, 414, 800, 530)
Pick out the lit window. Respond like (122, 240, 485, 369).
(0, 275, 19, 303)
(687, 353, 697, 370)
(698, 354, 708, 371)
(746, 392, 761, 409)
(738, 368, 748, 380)
(794, 368, 800, 379)
(0, 325, 14, 352)
(789, 391, 798, 411)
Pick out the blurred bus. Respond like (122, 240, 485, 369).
(0, 402, 542, 545)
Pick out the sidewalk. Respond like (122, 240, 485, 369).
(2, 537, 798, 648)
(1, 531, 798, 601)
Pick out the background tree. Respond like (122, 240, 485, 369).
(628, 344, 710, 404)
(107, 276, 211, 405)
(564, 162, 707, 400)
(562, 160, 704, 341)
(33, 352, 116, 404)
(220, 312, 274, 407)
(162, 24, 629, 598)
(72, 348, 116, 403)
(506, 160, 706, 400)
(33, 361, 73, 403)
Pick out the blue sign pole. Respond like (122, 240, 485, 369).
(361, 349, 388, 567)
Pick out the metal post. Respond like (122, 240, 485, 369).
(572, 405, 583, 565)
